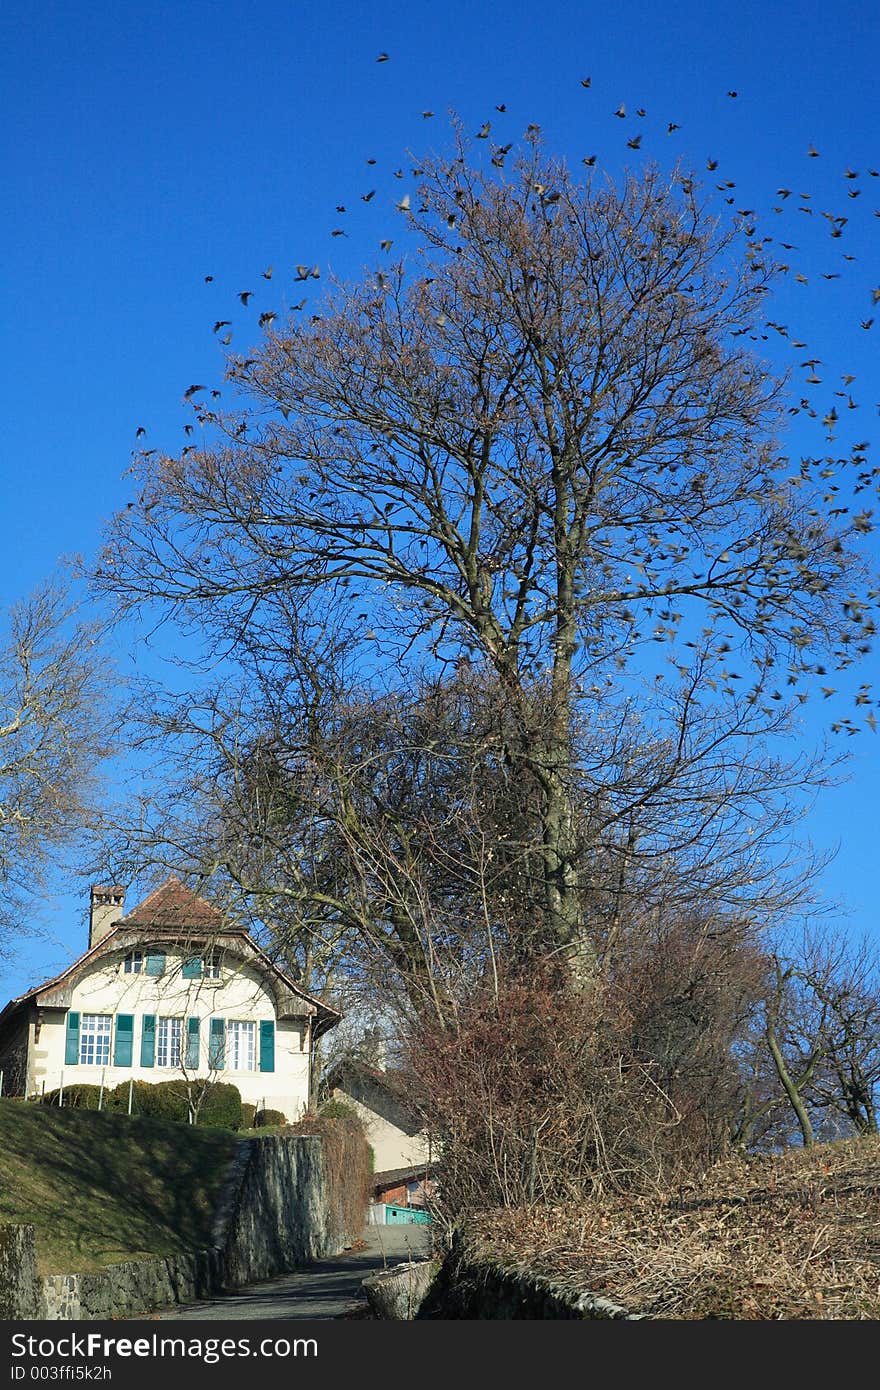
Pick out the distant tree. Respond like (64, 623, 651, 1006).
(734, 926, 880, 1149)
(0, 578, 115, 944)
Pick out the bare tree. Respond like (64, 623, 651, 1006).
(733, 926, 880, 1149)
(97, 136, 873, 987)
(0, 577, 116, 944)
(789, 927, 880, 1138)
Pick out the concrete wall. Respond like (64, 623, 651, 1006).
(26, 952, 309, 1121)
(0, 1133, 361, 1321)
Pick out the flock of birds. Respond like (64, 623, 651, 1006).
(128, 57, 878, 733)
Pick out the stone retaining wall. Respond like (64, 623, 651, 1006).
(2, 1133, 353, 1321)
(0, 1225, 41, 1320)
(418, 1236, 644, 1320)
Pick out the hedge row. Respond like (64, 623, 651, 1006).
(40, 1079, 243, 1130)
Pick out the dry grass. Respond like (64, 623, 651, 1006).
(465, 1135, 880, 1319)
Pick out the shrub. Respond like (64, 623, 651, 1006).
(288, 1112, 372, 1246)
(240, 1102, 257, 1130)
(405, 958, 753, 1217)
(109, 1080, 158, 1116)
(319, 1098, 358, 1122)
(41, 1084, 103, 1110)
(108, 1079, 243, 1129)
(197, 1082, 243, 1131)
(254, 1108, 286, 1129)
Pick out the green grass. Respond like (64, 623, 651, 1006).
(0, 1098, 238, 1275)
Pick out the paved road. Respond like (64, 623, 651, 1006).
(154, 1225, 434, 1320)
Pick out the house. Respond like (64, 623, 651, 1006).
(324, 1055, 433, 1207)
(0, 878, 340, 1121)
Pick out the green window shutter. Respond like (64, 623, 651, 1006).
(65, 1011, 81, 1065)
(141, 1014, 156, 1067)
(209, 1017, 225, 1070)
(145, 952, 166, 976)
(185, 1017, 200, 1070)
(114, 1014, 134, 1067)
(181, 957, 201, 979)
(259, 1020, 275, 1073)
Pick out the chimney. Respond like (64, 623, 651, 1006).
(89, 884, 126, 949)
(360, 1027, 387, 1071)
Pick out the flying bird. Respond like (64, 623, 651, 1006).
(580, 76, 591, 88)
(239, 291, 253, 305)
(376, 52, 389, 62)
(613, 103, 626, 118)
(262, 266, 273, 279)
(183, 385, 206, 398)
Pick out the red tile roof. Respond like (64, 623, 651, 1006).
(122, 876, 225, 929)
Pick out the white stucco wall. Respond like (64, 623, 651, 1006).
(330, 1087, 430, 1171)
(26, 948, 311, 1121)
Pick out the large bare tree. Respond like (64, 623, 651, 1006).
(96, 137, 872, 984)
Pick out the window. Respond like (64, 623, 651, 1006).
(79, 1014, 112, 1067)
(226, 1020, 256, 1071)
(123, 950, 143, 974)
(181, 951, 222, 981)
(156, 1016, 184, 1069)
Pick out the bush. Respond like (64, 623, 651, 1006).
(319, 1098, 358, 1122)
(108, 1079, 243, 1129)
(41, 1084, 103, 1110)
(109, 1080, 159, 1116)
(240, 1102, 257, 1130)
(254, 1108, 286, 1129)
(405, 959, 747, 1217)
(288, 1112, 372, 1246)
(199, 1082, 243, 1130)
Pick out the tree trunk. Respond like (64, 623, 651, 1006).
(765, 1019, 814, 1147)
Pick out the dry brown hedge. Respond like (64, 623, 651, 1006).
(287, 1112, 372, 1246)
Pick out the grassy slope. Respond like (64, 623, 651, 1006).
(466, 1134, 880, 1319)
(0, 1099, 238, 1275)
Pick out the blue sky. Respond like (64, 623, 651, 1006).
(2, 0, 878, 994)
